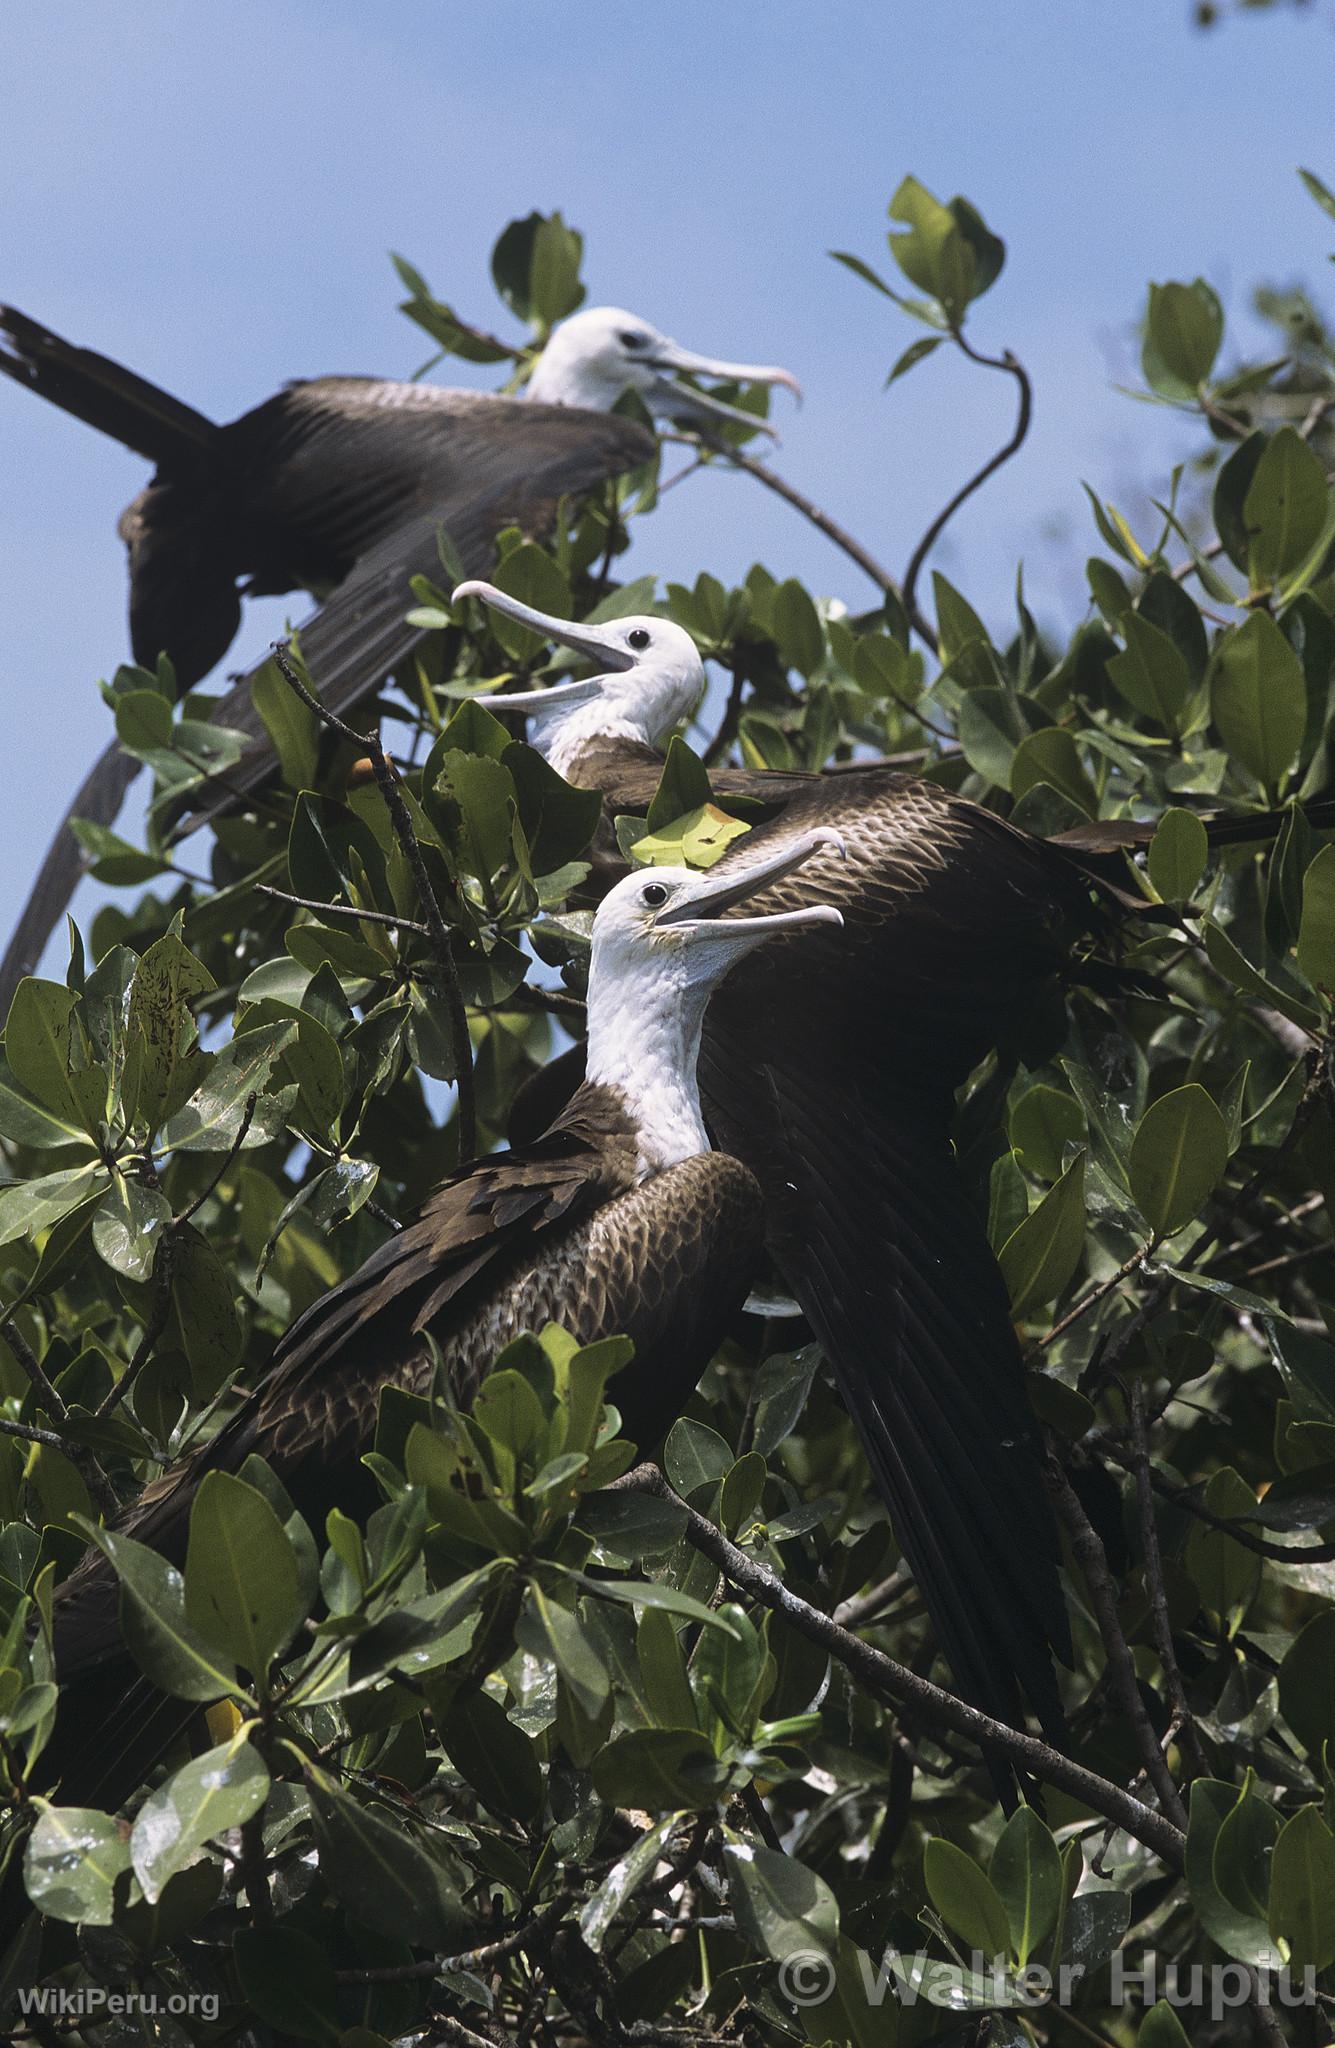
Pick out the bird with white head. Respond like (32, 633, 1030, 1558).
(526, 305, 802, 433)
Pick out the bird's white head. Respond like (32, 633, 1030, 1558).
(453, 581, 705, 778)
(525, 306, 801, 435)
(584, 829, 846, 1179)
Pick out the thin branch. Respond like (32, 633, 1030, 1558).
(1129, 1381, 1210, 1782)
(1030, 1238, 1156, 1354)
(0, 1415, 71, 1451)
(832, 1568, 914, 1629)
(901, 333, 1033, 652)
(721, 445, 917, 627)
(1047, 1459, 1188, 1829)
(334, 1889, 578, 1984)
(95, 1230, 178, 1422)
(256, 882, 430, 937)
(175, 1094, 257, 1227)
(1, 1316, 68, 1420)
(271, 642, 476, 1160)
(605, 1465, 1186, 1868)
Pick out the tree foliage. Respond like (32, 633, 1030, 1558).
(1, 182, 1335, 2043)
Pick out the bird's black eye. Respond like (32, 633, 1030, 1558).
(618, 329, 650, 351)
(627, 628, 651, 650)
(641, 882, 670, 908)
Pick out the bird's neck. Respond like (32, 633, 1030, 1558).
(526, 351, 625, 412)
(585, 963, 712, 1182)
(537, 707, 650, 781)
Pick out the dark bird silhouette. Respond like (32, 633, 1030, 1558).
(39, 829, 841, 1822)
(0, 302, 798, 1011)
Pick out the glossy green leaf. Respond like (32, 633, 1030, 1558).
(1109, 612, 1193, 735)
(1129, 1084, 1229, 1237)
(1186, 1777, 1274, 1965)
(23, 1803, 131, 1926)
(130, 1730, 269, 1902)
(1297, 843, 1335, 994)
(998, 1149, 1086, 1317)
(1268, 1805, 1335, 1970)
(305, 1760, 467, 1945)
(1244, 427, 1329, 588)
(990, 1805, 1062, 1965)
(923, 1837, 1011, 1960)
(87, 1524, 240, 1702)
(1279, 1610, 1335, 1758)
(1184, 1468, 1262, 1633)
(1148, 807, 1209, 903)
(725, 1838, 840, 1962)
(1209, 612, 1306, 793)
(185, 1471, 303, 1678)
(1143, 279, 1223, 395)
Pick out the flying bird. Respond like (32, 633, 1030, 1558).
(452, 580, 1115, 1739)
(0, 302, 798, 1010)
(40, 828, 841, 1818)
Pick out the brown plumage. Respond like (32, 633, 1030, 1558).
(45, 1084, 762, 1807)
(0, 308, 652, 1012)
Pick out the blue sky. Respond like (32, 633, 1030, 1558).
(2, 0, 1332, 975)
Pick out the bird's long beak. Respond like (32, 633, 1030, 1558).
(644, 337, 802, 438)
(452, 581, 634, 709)
(657, 827, 846, 936)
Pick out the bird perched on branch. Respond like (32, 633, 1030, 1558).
(36, 828, 841, 1825)
(0, 302, 799, 1011)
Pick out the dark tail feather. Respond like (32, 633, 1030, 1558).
(0, 305, 216, 466)
(699, 1030, 1072, 1757)
(0, 742, 140, 1017)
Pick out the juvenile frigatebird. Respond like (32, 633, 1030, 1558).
(38, 829, 842, 1820)
(451, 580, 1108, 1738)
(0, 304, 798, 1011)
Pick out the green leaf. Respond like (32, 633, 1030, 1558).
(772, 580, 825, 676)
(1209, 612, 1306, 793)
(168, 1227, 244, 1398)
(305, 1760, 467, 1946)
(592, 1727, 729, 1810)
(932, 572, 989, 663)
(91, 1177, 172, 1283)
(234, 1925, 341, 2044)
(1243, 427, 1330, 589)
(1186, 1778, 1275, 1965)
(1213, 1771, 1280, 1940)
(23, 1803, 131, 1926)
(998, 1150, 1086, 1317)
(1279, 1610, 1335, 1758)
(1148, 807, 1209, 903)
(123, 929, 216, 1132)
(886, 334, 944, 386)
(725, 1839, 840, 1962)
(923, 1837, 1012, 1961)
(1143, 279, 1223, 396)
(505, 740, 602, 874)
(1108, 612, 1193, 736)
(1010, 728, 1097, 816)
(517, 1584, 609, 1718)
(1185, 1468, 1262, 1634)
(580, 1811, 685, 1951)
(1129, 1084, 1229, 1236)
(3, 980, 91, 1132)
(1297, 843, 1335, 994)
(1269, 1805, 1335, 1970)
(129, 1730, 269, 1902)
(185, 1471, 303, 1678)
(990, 1806, 1062, 1966)
(86, 1524, 240, 1702)
(1140, 2001, 1193, 2047)
(442, 1687, 543, 1823)
(0, 1051, 90, 1149)
(485, 540, 572, 659)
(251, 654, 320, 791)
(631, 803, 752, 871)
(1299, 166, 1335, 222)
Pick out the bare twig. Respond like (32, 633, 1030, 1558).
(833, 1568, 914, 1628)
(256, 882, 430, 937)
(271, 642, 476, 1159)
(334, 1888, 578, 1983)
(605, 1465, 1186, 1867)
(1047, 1459, 1188, 1828)
(96, 1230, 178, 1422)
(720, 445, 914, 624)
(0, 1317, 68, 1421)
(1031, 1238, 1156, 1354)
(175, 1094, 257, 1227)
(1129, 1381, 1210, 1782)
(901, 334, 1033, 652)
(0, 1415, 71, 1451)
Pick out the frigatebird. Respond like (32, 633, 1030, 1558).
(451, 580, 1111, 1738)
(0, 304, 798, 1011)
(39, 828, 842, 1817)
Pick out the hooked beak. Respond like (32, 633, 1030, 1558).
(657, 827, 846, 937)
(452, 581, 632, 711)
(643, 337, 802, 439)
